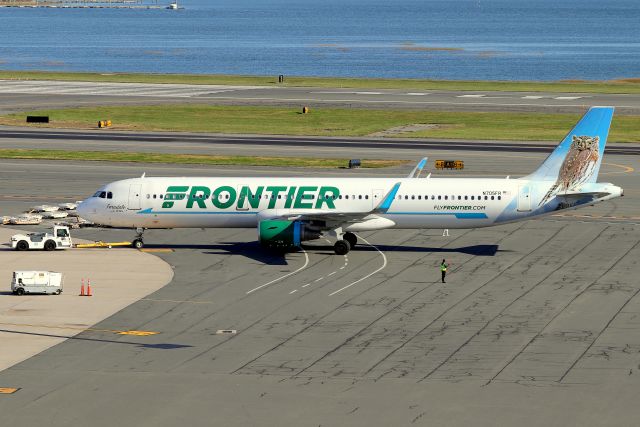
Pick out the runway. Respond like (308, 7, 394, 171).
(0, 142, 639, 425)
(2, 79, 640, 114)
(1, 127, 640, 161)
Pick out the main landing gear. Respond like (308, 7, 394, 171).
(333, 231, 357, 255)
(131, 227, 145, 249)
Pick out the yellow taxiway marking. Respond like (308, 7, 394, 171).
(117, 330, 159, 336)
(0, 388, 19, 394)
(0, 322, 158, 336)
(601, 162, 635, 175)
(139, 248, 174, 253)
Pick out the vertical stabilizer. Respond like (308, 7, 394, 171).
(528, 107, 614, 206)
(529, 106, 614, 182)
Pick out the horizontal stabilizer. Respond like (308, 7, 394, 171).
(557, 191, 610, 199)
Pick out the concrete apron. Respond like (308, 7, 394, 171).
(0, 227, 173, 371)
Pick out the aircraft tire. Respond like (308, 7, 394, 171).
(334, 240, 351, 255)
(343, 232, 357, 248)
(16, 288, 24, 296)
(132, 239, 144, 249)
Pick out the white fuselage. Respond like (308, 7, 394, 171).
(77, 176, 621, 232)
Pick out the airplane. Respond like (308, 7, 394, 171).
(77, 106, 623, 255)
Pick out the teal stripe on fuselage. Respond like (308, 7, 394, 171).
(389, 212, 488, 219)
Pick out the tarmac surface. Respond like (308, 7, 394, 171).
(2, 79, 640, 114)
(0, 142, 638, 425)
(0, 228, 173, 371)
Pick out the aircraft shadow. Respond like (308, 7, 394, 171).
(0, 328, 192, 350)
(305, 243, 502, 257)
(143, 242, 502, 264)
(145, 241, 289, 265)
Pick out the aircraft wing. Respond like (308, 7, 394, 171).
(263, 183, 402, 228)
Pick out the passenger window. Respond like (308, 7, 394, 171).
(107, 192, 113, 199)
(491, 196, 495, 200)
(159, 195, 163, 199)
(484, 196, 488, 200)
(438, 195, 441, 200)
(471, 196, 474, 200)
(444, 196, 448, 200)
(458, 196, 462, 200)
(359, 195, 362, 200)
(498, 195, 502, 200)
(464, 196, 468, 200)
(146, 194, 151, 199)
(365, 195, 369, 200)
(404, 195, 408, 200)
(418, 195, 421, 200)
(411, 195, 415, 200)
(339, 195, 342, 199)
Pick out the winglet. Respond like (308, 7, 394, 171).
(374, 182, 401, 214)
(407, 157, 428, 178)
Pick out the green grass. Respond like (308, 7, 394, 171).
(2, 70, 640, 94)
(0, 149, 406, 168)
(1, 105, 639, 142)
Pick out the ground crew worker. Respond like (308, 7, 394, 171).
(440, 259, 448, 283)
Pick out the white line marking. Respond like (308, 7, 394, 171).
(289, 290, 298, 294)
(339, 266, 345, 270)
(406, 92, 428, 96)
(328, 271, 337, 276)
(246, 249, 309, 294)
(314, 277, 324, 282)
(354, 91, 383, 95)
(554, 96, 582, 100)
(302, 283, 312, 288)
(198, 95, 638, 109)
(522, 95, 543, 99)
(329, 235, 387, 296)
(457, 94, 486, 98)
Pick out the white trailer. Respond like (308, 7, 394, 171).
(11, 225, 72, 251)
(11, 271, 63, 295)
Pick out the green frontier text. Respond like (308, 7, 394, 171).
(162, 185, 341, 210)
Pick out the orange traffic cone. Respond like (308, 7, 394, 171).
(86, 279, 92, 297)
(80, 278, 85, 296)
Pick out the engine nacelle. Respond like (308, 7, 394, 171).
(258, 220, 320, 250)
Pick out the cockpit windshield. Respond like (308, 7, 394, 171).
(92, 191, 112, 199)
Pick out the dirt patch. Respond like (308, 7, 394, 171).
(369, 123, 456, 137)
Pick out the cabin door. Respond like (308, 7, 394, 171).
(128, 184, 142, 210)
(517, 185, 531, 212)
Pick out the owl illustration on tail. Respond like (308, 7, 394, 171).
(538, 135, 600, 206)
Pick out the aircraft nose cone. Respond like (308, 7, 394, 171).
(76, 199, 91, 219)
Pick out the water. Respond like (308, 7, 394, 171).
(0, 0, 639, 81)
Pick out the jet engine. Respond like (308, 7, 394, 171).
(258, 220, 320, 250)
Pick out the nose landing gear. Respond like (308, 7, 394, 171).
(132, 228, 145, 249)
